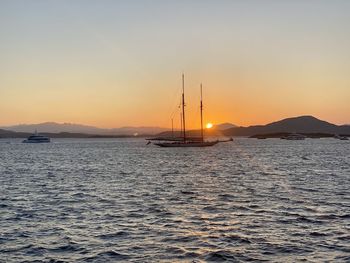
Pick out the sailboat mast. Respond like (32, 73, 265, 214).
(180, 111, 183, 136)
(200, 83, 204, 142)
(171, 118, 174, 138)
(182, 73, 186, 142)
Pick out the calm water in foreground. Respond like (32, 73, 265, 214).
(0, 138, 349, 262)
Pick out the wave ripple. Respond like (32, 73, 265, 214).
(0, 138, 349, 262)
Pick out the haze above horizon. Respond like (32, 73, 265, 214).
(1, 0, 349, 128)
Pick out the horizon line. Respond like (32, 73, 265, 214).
(1, 115, 349, 130)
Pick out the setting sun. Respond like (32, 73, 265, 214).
(206, 123, 213, 129)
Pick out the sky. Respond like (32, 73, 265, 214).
(1, 0, 349, 128)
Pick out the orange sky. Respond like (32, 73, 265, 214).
(1, 1, 349, 128)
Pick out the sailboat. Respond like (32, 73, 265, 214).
(153, 74, 230, 147)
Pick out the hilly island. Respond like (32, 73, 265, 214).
(1, 116, 349, 139)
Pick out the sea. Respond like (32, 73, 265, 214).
(0, 138, 349, 262)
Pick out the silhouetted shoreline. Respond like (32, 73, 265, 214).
(250, 132, 350, 139)
(0, 130, 151, 139)
(1, 115, 349, 139)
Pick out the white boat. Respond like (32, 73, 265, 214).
(281, 133, 306, 140)
(22, 130, 50, 143)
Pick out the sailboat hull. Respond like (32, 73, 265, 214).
(154, 141, 218, 147)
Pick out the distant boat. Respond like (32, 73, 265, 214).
(152, 74, 231, 147)
(281, 133, 306, 140)
(334, 134, 349, 140)
(22, 130, 50, 143)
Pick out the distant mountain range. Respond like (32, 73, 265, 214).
(0, 122, 168, 136)
(0, 129, 123, 139)
(222, 115, 350, 136)
(156, 115, 349, 138)
(0, 116, 349, 138)
(214, 123, 237, 130)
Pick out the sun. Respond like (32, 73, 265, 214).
(206, 123, 213, 129)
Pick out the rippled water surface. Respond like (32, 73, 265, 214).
(1, 138, 349, 262)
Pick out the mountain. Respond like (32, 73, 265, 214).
(0, 129, 140, 139)
(110, 126, 169, 135)
(1, 122, 106, 134)
(213, 123, 237, 130)
(222, 116, 350, 136)
(1, 122, 167, 135)
(2, 117, 349, 138)
(0, 129, 30, 138)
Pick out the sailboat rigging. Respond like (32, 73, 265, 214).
(200, 83, 204, 142)
(150, 74, 231, 147)
(182, 73, 186, 142)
